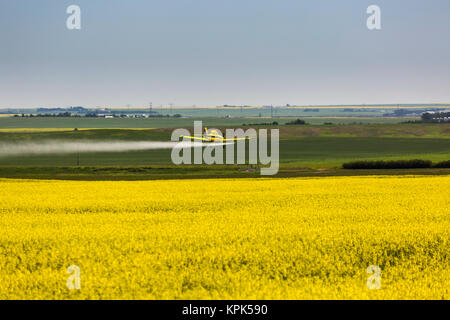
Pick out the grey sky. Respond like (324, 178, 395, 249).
(0, 0, 449, 108)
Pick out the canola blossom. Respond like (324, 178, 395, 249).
(0, 176, 448, 299)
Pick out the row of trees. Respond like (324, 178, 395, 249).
(285, 118, 308, 125)
(14, 112, 73, 117)
(343, 159, 450, 169)
(421, 112, 450, 123)
(242, 121, 279, 126)
(243, 118, 309, 125)
(14, 113, 183, 118)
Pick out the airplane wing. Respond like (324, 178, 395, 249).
(221, 137, 251, 141)
(181, 135, 209, 141)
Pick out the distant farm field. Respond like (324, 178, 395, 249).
(0, 176, 448, 299)
(0, 124, 449, 168)
(0, 116, 420, 129)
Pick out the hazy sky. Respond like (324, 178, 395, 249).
(1, 0, 449, 108)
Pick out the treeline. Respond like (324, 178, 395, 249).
(242, 118, 310, 126)
(243, 121, 279, 126)
(14, 112, 75, 117)
(421, 112, 450, 123)
(342, 159, 450, 169)
(285, 119, 308, 125)
(14, 113, 182, 118)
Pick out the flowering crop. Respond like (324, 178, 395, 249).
(0, 176, 448, 299)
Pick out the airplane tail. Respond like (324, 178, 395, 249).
(204, 127, 208, 136)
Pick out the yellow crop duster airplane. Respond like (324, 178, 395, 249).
(182, 128, 250, 142)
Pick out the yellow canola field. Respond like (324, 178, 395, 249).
(0, 176, 448, 299)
